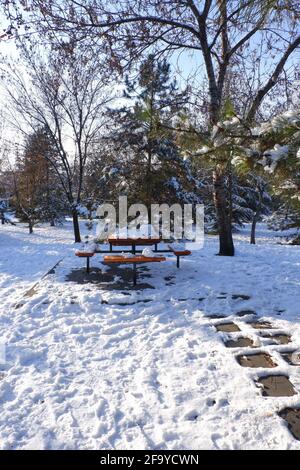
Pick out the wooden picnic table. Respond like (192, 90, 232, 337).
(75, 235, 192, 282)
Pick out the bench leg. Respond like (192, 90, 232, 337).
(133, 263, 137, 286)
(86, 257, 90, 274)
(177, 255, 180, 268)
(132, 244, 136, 255)
(109, 242, 112, 252)
(154, 243, 158, 252)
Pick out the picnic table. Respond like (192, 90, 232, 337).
(75, 230, 192, 284)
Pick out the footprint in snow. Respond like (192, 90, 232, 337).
(211, 433, 224, 449)
(163, 430, 179, 442)
(184, 410, 199, 421)
(217, 398, 229, 407)
(94, 398, 109, 419)
(92, 398, 110, 438)
(232, 294, 251, 300)
(206, 398, 216, 407)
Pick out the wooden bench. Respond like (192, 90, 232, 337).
(108, 236, 161, 254)
(168, 244, 192, 268)
(75, 251, 95, 273)
(103, 255, 166, 286)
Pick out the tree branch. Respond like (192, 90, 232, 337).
(247, 35, 300, 121)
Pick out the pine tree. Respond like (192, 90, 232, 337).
(106, 55, 201, 210)
(12, 129, 67, 232)
(223, 107, 300, 243)
(251, 109, 300, 242)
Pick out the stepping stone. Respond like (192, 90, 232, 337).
(260, 333, 291, 345)
(236, 310, 257, 317)
(257, 375, 296, 397)
(281, 351, 300, 366)
(225, 337, 255, 348)
(237, 352, 277, 368)
(215, 322, 240, 333)
(232, 294, 250, 300)
(249, 321, 273, 330)
(278, 408, 300, 440)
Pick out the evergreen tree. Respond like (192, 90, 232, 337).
(107, 55, 202, 210)
(251, 109, 300, 242)
(12, 129, 67, 232)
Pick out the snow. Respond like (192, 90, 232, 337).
(271, 109, 300, 129)
(196, 146, 211, 155)
(264, 144, 289, 162)
(254, 108, 300, 136)
(261, 144, 290, 172)
(0, 221, 300, 449)
(76, 205, 89, 217)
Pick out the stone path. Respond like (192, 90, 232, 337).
(205, 294, 300, 441)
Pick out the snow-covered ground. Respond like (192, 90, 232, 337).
(0, 221, 300, 449)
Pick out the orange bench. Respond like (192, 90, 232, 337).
(75, 251, 95, 273)
(103, 255, 166, 285)
(168, 244, 192, 268)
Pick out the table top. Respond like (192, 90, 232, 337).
(108, 236, 161, 246)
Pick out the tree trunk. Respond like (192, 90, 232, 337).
(50, 219, 55, 227)
(29, 220, 33, 234)
(72, 209, 81, 243)
(213, 165, 234, 256)
(250, 212, 259, 245)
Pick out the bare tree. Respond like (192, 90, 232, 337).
(2, 37, 113, 241)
